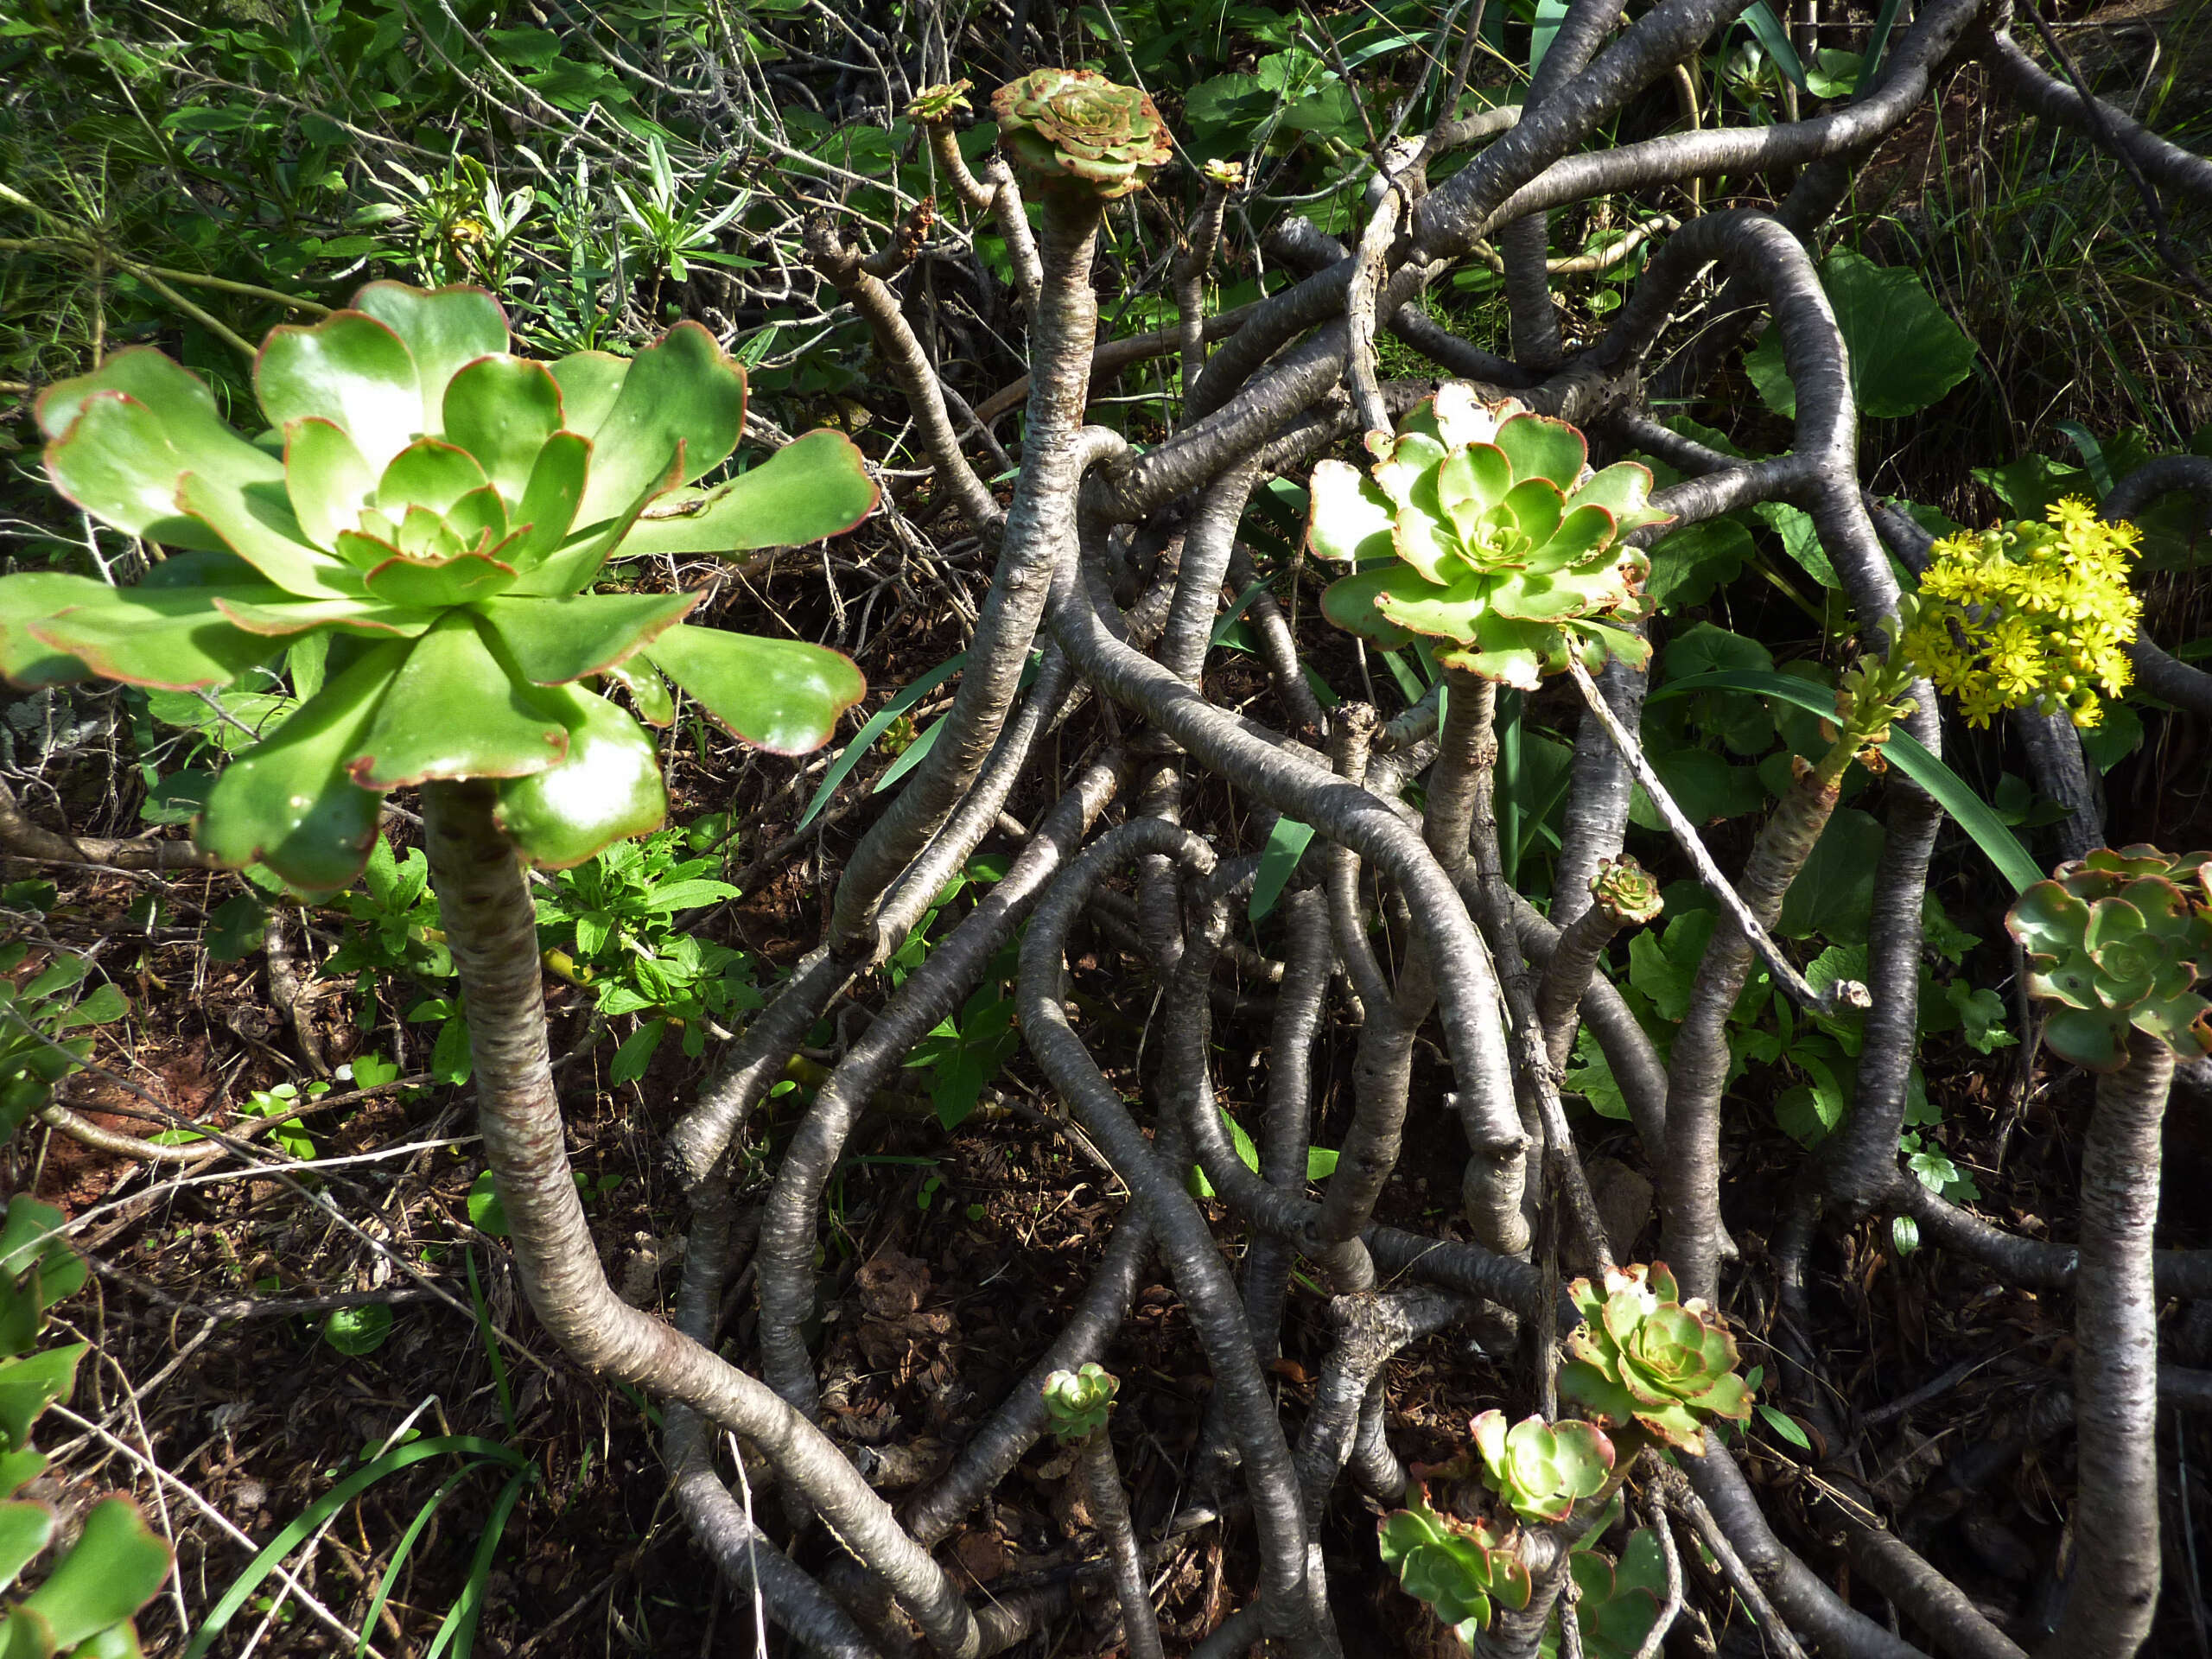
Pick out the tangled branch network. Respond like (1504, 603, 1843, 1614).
(16, 4, 2212, 1656)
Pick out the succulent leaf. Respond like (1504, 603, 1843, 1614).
(1589, 855, 1664, 925)
(2006, 847, 2212, 1070)
(1560, 1262, 1751, 1452)
(990, 68, 1173, 200)
(1468, 1410, 1615, 1523)
(1313, 391, 1661, 687)
(6, 283, 874, 888)
(1040, 1362, 1116, 1440)
(1377, 1500, 1526, 1641)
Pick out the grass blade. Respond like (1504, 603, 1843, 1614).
(187, 1436, 528, 1659)
(794, 652, 966, 831)
(356, 1465, 483, 1658)
(423, 1468, 531, 1659)
(1249, 817, 1316, 921)
(465, 1249, 513, 1435)
(1741, 3, 1811, 92)
(1649, 671, 2044, 891)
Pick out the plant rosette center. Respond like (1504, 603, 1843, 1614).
(3, 283, 880, 892)
(1306, 385, 1673, 690)
(1560, 1262, 1753, 1452)
(990, 68, 1174, 200)
(1469, 1409, 1616, 1524)
(2005, 845, 2212, 1071)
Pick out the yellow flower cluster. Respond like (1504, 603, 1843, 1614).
(1899, 498, 2142, 728)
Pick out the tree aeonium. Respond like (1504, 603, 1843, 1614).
(1560, 1262, 1752, 1453)
(2005, 845, 2212, 1072)
(1308, 385, 1672, 690)
(0, 283, 877, 890)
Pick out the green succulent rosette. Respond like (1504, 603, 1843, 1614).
(1041, 1361, 1117, 1440)
(1468, 1410, 1615, 1525)
(1560, 1262, 1751, 1453)
(990, 69, 1173, 200)
(1589, 855, 1663, 926)
(1377, 1499, 1530, 1645)
(2005, 845, 2212, 1072)
(3, 283, 880, 891)
(1309, 386, 1669, 690)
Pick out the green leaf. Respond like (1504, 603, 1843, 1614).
(610, 1020, 667, 1085)
(1777, 808, 1885, 942)
(480, 594, 699, 685)
(572, 323, 746, 527)
(1891, 1215, 1921, 1256)
(1649, 671, 2043, 891)
(351, 283, 512, 442)
(1739, 2, 1810, 91)
(1744, 250, 1975, 421)
(618, 430, 879, 557)
(351, 1052, 403, 1090)
(431, 1015, 474, 1085)
(503, 432, 591, 569)
(795, 654, 962, 831)
(492, 687, 666, 869)
(1305, 1146, 1340, 1179)
(1756, 1402, 1812, 1451)
(175, 470, 363, 600)
(0, 575, 104, 688)
(0, 1345, 84, 1451)
(39, 348, 282, 504)
(645, 624, 865, 755)
(434, 365, 557, 509)
(18, 1497, 168, 1649)
(196, 642, 407, 893)
(38, 393, 225, 554)
(467, 1172, 509, 1238)
(1249, 817, 1314, 921)
(0, 1499, 55, 1597)
(29, 585, 278, 693)
(548, 352, 629, 437)
(256, 311, 423, 474)
(349, 614, 568, 789)
(1750, 502, 1841, 589)
(321, 1303, 394, 1357)
(1643, 517, 1754, 611)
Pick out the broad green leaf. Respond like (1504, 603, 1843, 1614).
(1643, 517, 1754, 611)
(204, 894, 269, 963)
(1317, 567, 1420, 649)
(38, 349, 279, 497)
(605, 658, 674, 726)
(504, 431, 591, 568)
(39, 394, 225, 553)
(506, 448, 681, 598)
(1750, 501, 1841, 589)
(442, 356, 563, 503)
(645, 624, 864, 754)
(493, 688, 667, 868)
(1649, 671, 2043, 891)
(0, 1345, 84, 1451)
(1740, 2, 1810, 90)
(349, 614, 568, 789)
(0, 575, 102, 688)
(548, 351, 629, 438)
(1303, 459, 1396, 563)
(255, 312, 423, 474)
(17, 1497, 168, 1649)
(213, 594, 433, 639)
(572, 323, 745, 525)
(377, 439, 490, 518)
(351, 283, 511, 438)
(321, 1303, 394, 1357)
(480, 592, 700, 684)
(29, 586, 278, 691)
(466, 1171, 508, 1237)
(175, 471, 363, 600)
(1493, 412, 1586, 488)
(196, 641, 408, 890)
(620, 432, 877, 557)
(360, 552, 518, 609)
(1777, 807, 1886, 942)
(1745, 250, 1975, 420)
(283, 417, 378, 552)
(0, 1451, 45, 1503)
(0, 1200, 80, 1312)
(610, 1020, 666, 1085)
(0, 1499, 54, 1596)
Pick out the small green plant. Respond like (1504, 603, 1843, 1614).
(1468, 1411, 1616, 1524)
(613, 137, 749, 283)
(2005, 845, 2212, 1071)
(1308, 387, 1669, 688)
(1587, 855, 1663, 925)
(1040, 1363, 1117, 1441)
(991, 69, 1174, 200)
(1561, 1528, 1669, 1658)
(532, 823, 760, 1084)
(1376, 1499, 1530, 1646)
(0, 1198, 174, 1657)
(1560, 1262, 1753, 1453)
(2, 282, 875, 890)
(906, 80, 974, 123)
(0, 948, 126, 1142)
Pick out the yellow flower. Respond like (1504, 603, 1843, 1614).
(1900, 503, 2141, 730)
